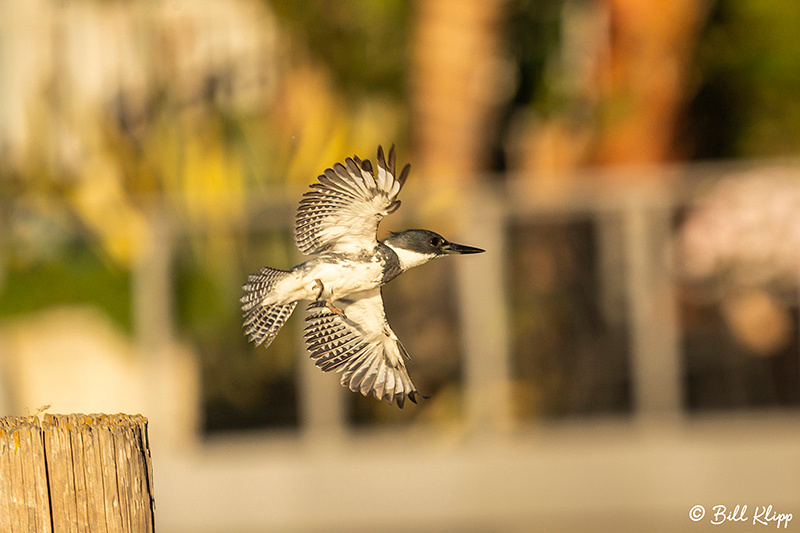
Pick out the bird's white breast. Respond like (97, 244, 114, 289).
(297, 257, 385, 301)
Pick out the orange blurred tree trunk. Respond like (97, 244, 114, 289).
(410, 0, 506, 182)
(592, 0, 709, 167)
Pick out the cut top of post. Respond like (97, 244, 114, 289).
(0, 413, 156, 533)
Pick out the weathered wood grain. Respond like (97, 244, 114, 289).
(0, 413, 155, 533)
(0, 416, 51, 533)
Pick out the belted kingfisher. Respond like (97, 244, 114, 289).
(241, 146, 484, 407)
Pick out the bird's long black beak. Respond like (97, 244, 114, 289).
(442, 242, 485, 255)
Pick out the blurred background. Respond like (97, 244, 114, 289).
(1, 0, 800, 530)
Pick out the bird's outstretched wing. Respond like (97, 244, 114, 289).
(303, 288, 421, 408)
(295, 145, 410, 255)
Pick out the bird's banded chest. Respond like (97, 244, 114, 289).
(294, 255, 393, 302)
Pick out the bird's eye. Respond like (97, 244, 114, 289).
(429, 236, 443, 247)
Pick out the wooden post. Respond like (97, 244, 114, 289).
(0, 413, 155, 533)
(0, 415, 50, 532)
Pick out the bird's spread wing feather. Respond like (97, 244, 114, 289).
(303, 288, 421, 407)
(295, 145, 410, 255)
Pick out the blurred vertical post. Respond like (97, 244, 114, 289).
(455, 186, 512, 431)
(134, 208, 174, 363)
(296, 309, 346, 443)
(623, 191, 682, 418)
(0, 413, 155, 533)
(133, 208, 178, 448)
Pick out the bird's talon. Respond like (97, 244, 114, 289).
(326, 299, 347, 319)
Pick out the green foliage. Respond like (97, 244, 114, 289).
(689, 0, 800, 157)
(268, 0, 411, 97)
(0, 245, 133, 333)
(504, 0, 566, 111)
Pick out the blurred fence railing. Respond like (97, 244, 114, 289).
(163, 161, 800, 531)
(122, 160, 800, 436)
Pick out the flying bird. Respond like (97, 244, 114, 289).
(241, 146, 484, 407)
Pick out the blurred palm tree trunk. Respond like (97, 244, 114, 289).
(410, 0, 506, 182)
(592, 0, 708, 167)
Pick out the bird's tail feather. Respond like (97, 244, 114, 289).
(241, 267, 297, 348)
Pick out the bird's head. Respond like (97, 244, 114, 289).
(384, 229, 484, 270)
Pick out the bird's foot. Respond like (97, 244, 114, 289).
(312, 279, 346, 318)
(312, 278, 324, 300)
(326, 299, 347, 320)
